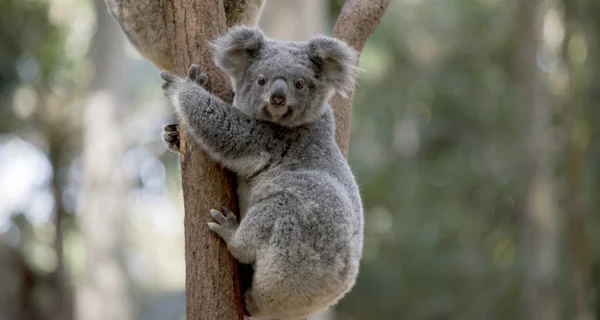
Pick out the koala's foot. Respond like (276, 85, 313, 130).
(243, 290, 260, 317)
(207, 207, 238, 242)
(162, 123, 180, 153)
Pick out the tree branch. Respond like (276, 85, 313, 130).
(224, 0, 265, 27)
(332, 0, 390, 157)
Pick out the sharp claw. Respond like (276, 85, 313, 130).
(197, 73, 208, 86)
(220, 207, 234, 218)
(188, 64, 199, 80)
(163, 124, 178, 132)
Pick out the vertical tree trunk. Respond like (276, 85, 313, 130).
(161, 2, 244, 319)
(516, 0, 559, 319)
(77, 1, 132, 319)
(562, 0, 592, 318)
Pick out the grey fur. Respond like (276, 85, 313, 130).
(161, 26, 363, 320)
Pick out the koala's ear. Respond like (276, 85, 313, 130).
(210, 26, 265, 79)
(308, 36, 359, 97)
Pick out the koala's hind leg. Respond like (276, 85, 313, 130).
(244, 280, 314, 320)
(208, 207, 259, 264)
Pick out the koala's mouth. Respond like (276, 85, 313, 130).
(264, 104, 292, 122)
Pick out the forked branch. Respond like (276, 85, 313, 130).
(331, 0, 390, 157)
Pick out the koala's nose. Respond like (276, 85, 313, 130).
(270, 94, 286, 106)
(269, 79, 288, 106)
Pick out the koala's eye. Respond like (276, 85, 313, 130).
(295, 79, 304, 89)
(257, 76, 266, 86)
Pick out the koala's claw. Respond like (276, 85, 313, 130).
(208, 207, 238, 241)
(162, 123, 180, 153)
(243, 291, 259, 316)
(187, 64, 208, 87)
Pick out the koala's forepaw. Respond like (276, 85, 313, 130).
(207, 207, 238, 242)
(162, 123, 180, 153)
(187, 64, 208, 87)
(160, 70, 185, 104)
(160, 66, 208, 108)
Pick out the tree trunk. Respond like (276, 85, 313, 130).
(516, 0, 559, 319)
(77, 0, 132, 319)
(159, 3, 244, 319)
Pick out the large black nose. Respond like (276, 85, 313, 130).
(269, 79, 288, 106)
(270, 94, 286, 106)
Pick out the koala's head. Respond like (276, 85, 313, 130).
(211, 26, 358, 127)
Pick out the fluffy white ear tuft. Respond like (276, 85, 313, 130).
(210, 25, 266, 81)
(308, 36, 359, 98)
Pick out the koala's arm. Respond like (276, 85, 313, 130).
(162, 67, 276, 176)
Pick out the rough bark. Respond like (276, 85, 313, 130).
(104, 0, 261, 71)
(516, 0, 559, 319)
(77, 0, 132, 319)
(162, 3, 245, 319)
(224, 0, 265, 27)
(331, 0, 390, 158)
(104, 0, 389, 318)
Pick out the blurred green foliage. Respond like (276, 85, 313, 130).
(328, 0, 600, 319)
(0, 0, 599, 319)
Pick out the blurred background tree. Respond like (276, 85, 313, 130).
(0, 0, 598, 319)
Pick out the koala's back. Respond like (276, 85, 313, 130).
(240, 111, 363, 318)
(245, 172, 362, 318)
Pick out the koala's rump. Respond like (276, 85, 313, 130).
(247, 171, 360, 312)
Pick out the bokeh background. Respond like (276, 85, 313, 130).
(0, 0, 599, 319)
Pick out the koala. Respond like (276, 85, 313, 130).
(160, 26, 363, 320)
